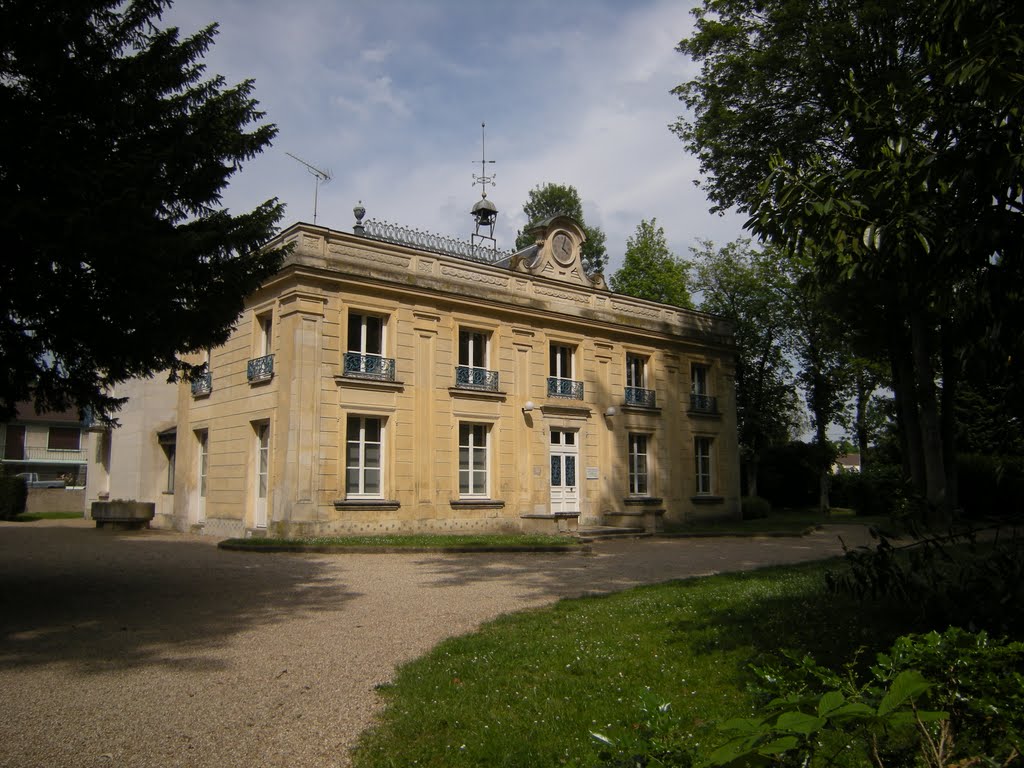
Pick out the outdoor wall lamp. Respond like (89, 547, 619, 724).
(604, 406, 618, 417)
(522, 401, 536, 414)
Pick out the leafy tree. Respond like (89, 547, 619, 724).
(609, 219, 692, 308)
(0, 0, 286, 422)
(673, 0, 1024, 524)
(692, 239, 801, 495)
(514, 183, 608, 275)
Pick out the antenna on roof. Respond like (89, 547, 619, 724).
(286, 152, 332, 225)
(470, 123, 498, 251)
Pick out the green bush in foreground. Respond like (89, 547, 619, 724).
(741, 496, 771, 520)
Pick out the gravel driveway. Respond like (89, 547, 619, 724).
(0, 519, 872, 768)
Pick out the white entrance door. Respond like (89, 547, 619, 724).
(549, 429, 579, 514)
(254, 423, 269, 529)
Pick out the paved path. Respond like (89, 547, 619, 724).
(0, 519, 873, 768)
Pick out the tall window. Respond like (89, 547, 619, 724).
(196, 430, 209, 499)
(691, 364, 709, 396)
(159, 432, 176, 494)
(4, 425, 25, 460)
(348, 313, 384, 356)
(257, 313, 273, 356)
(47, 426, 81, 451)
(346, 416, 382, 497)
(626, 355, 646, 389)
(695, 437, 712, 494)
(550, 344, 573, 379)
(459, 329, 487, 369)
(458, 423, 488, 497)
(628, 434, 649, 495)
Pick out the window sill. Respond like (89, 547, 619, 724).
(333, 499, 401, 511)
(539, 403, 592, 418)
(450, 499, 505, 509)
(448, 386, 507, 401)
(520, 512, 580, 519)
(333, 375, 405, 392)
(687, 409, 722, 420)
(691, 495, 724, 505)
(621, 404, 662, 415)
(623, 496, 663, 507)
(248, 375, 274, 386)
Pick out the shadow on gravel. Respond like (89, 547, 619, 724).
(0, 527, 355, 673)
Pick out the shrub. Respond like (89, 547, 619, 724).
(957, 453, 1024, 520)
(0, 473, 28, 520)
(830, 463, 908, 517)
(741, 495, 770, 520)
(757, 442, 819, 508)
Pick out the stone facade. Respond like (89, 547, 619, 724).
(92, 215, 740, 537)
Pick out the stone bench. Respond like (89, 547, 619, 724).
(91, 500, 155, 530)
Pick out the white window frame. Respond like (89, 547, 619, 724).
(691, 363, 710, 396)
(163, 443, 176, 494)
(549, 343, 574, 379)
(458, 328, 489, 369)
(628, 433, 649, 496)
(348, 312, 386, 356)
(458, 423, 489, 498)
(346, 416, 383, 498)
(626, 355, 646, 389)
(695, 436, 713, 495)
(196, 430, 209, 499)
(256, 312, 273, 357)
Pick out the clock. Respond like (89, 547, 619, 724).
(552, 232, 574, 266)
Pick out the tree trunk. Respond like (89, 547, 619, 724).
(855, 368, 873, 473)
(910, 311, 949, 526)
(816, 418, 831, 517)
(890, 320, 925, 495)
(940, 322, 959, 517)
(745, 456, 759, 499)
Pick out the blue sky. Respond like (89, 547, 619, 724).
(165, 0, 749, 276)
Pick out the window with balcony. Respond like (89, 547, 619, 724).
(344, 312, 395, 380)
(690, 364, 717, 413)
(548, 343, 583, 399)
(458, 423, 489, 498)
(625, 354, 656, 408)
(455, 329, 498, 391)
(248, 313, 274, 382)
(346, 416, 383, 497)
(695, 436, 713, 494)
(192, 350, 212, 397)
(628, 433, 649, 495)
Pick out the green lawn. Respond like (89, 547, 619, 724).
(352, 560, 921, 767)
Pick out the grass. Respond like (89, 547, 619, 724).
(219, 533, 585, 550)
(668, 506, 897, 535)
(11, 511, 84, 522)
(351, 560, 923, 768)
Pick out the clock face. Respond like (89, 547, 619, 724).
(552, 232, 574, 265)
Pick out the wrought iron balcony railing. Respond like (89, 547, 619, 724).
(690, 393, 718, 413)
(625, 386, 656, 408)
(13, 446, 88, 463)
(343, 352, 396, 381)
(247, 354, 274, 382)
(547, 377, 584, 400)
(455, 366, 499, 391)
(191, 371, 212, 397)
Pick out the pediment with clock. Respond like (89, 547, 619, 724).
(509, 215, 606, 289)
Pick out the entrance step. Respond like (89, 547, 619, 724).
(575, 525, 649, 542)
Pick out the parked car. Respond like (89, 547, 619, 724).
(15, 472, 65, 489)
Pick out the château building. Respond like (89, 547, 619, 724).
(86, 202, 740, 537)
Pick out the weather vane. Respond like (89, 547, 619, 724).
(472, 122, 495, 197)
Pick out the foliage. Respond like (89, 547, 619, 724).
(0, 0, 286, 422)
(741, 496, 771, 521)
(756, 443, 819, 509)
(827, 526, 1024, 636)
(0, 474, 28, 520)
(514, 183, 608, 275)
(691, 240, 801, 495)
(830, 463, 909, 518)
(707, 628, 1023, 767)
(956, 454, 1024, 520)
(610, 219, 694, 308)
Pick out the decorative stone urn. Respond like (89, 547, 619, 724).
(91, 500, 155, 530)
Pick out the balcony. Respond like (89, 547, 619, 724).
(690, 393, 718, 413)
(247, 354, 274, 383)
(625, 386, 656, 408)
(343, 352, 396, 381)
(547, 376, 584, 400)
(454, 366, 499, 392)
(191, 371, 212, 397)
(6, 446, 88, 464)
